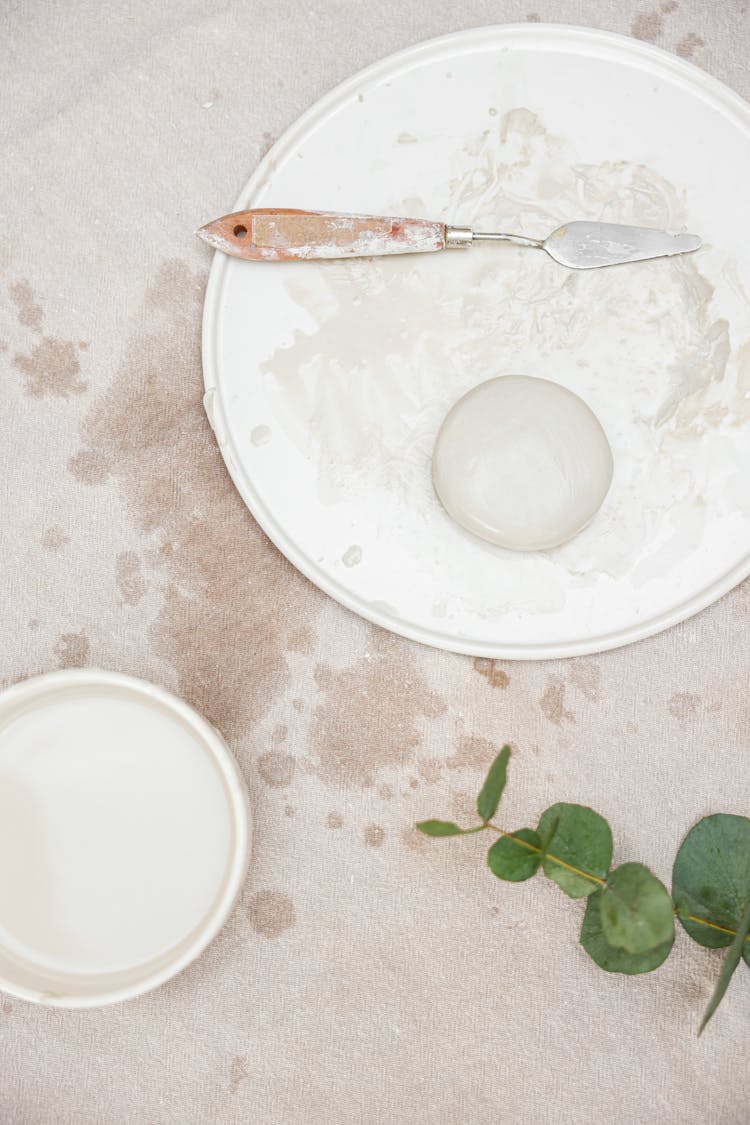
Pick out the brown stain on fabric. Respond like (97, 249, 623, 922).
(668, 692, 701, 721)
(473, 657, 510, 689)
(257, 750, 296, 788)
(14, 337, 87, 398)
(54, 632, 90, 669)
(115, 551, 147, 605)
(41, 526, 69, 552)
(69, 259, 322, 739)
(311, 642, 446, 787)
(364, 823, 385, 847)
(10, 279, 44, 331)
(676, 32, 704, 57)
(327, 812, 343, 829)
(68, 449, 110, 485)
(540, 676, 575, 725)
(568, 659, 601, 702)
(259, 130, 276, 158)
(248, 889, 296, 938)
(229, 1056, 248, 1094)
(447, 734, 497, 770)
(417, 758, 442, 784)
(287, 626, 313, 653)
(631, 11, 663, 40)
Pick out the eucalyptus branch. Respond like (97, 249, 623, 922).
(417, 747, 750, 1033)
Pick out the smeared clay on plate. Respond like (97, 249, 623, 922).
(259, 110, 744, 598)
(206, 40, 750, 652)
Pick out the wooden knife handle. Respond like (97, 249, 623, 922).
(198, 208, 447, 260)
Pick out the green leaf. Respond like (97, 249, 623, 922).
(600, 863, 675, 954)
(537, 803, 612, 898)
(699, 895, 750, 1034)
(487, 829, 541, 882)
(416, 820, 475, 837)
(672, 814, 750, 955)
(672, 814, 750, 1030)
(476, 746, 510, 822)
(580, 890, 674, 974)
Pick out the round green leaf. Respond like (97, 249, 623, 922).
(600, 863, 675, 954)
(487, 829, 541, 882)
(580, 890, 674, 974)
(672, 813, 750, 956)
(416, 820, 467, 837)
(537, 803, 612, 898)
(476, 746, 510, 822)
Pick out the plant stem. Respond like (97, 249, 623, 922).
(685, 912, 750, 945)
(485, 822, 606, 887)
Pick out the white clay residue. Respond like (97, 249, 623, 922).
(255, 107, 750, 620)
(342, 544, 363, 567)
(251, 424, 272, 447)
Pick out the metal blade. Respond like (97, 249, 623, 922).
(542, 221, 702, 269)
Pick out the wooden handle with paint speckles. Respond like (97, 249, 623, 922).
(197, 208, 447, 260)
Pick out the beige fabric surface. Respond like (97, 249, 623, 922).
(2, 1, 750, 1122)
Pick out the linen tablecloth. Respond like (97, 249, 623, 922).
(1, 1, 749, 1121)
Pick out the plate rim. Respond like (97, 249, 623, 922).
(202, 22, 750, 659)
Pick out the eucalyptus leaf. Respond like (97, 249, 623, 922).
(416, 820, 478, 838)
(477, 746, 510, 822)
(699, 895, 750, 1033)
(488, 829, 541, 882)
(537, 803, 612, 898)
(580, 890, 674, 974)
(672, 814, 750, 963)
(600, 863, 674, 954)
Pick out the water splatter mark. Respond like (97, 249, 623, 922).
(115, 551, 147, 606)
(364, 824, 385, 847)
(54, 632, 90, 669)
(13, 337, 87, 398)
(68, 449, 110, 485)
(9, 279, 43, 331)
(229, 1056, 248, 1093)
(473, 657, 509, 689)
(539, 676, 575, 725)
(676, 32, 703, 58)
(248, 890, 296, 938)
(40, 526, 69, 553)
(311, 640, 446, 787)
(631, 11, 663, 41)
(70, 259, 322, 739)
(257, 750, 296, 788)
(668, 692, 701, 721)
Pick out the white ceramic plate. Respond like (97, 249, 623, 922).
(202, 25, 750, 658)
(0, 671, 250, 1007)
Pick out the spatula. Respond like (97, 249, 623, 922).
(197, 208, 701, 269)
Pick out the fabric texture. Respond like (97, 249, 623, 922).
(1, 1, 749, 1122)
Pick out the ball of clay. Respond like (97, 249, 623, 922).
(432, 375, 613, 551)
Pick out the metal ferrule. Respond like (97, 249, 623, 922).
(445, 225, 474, 248)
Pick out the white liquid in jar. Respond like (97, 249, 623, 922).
(0, 690, 233, 974)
